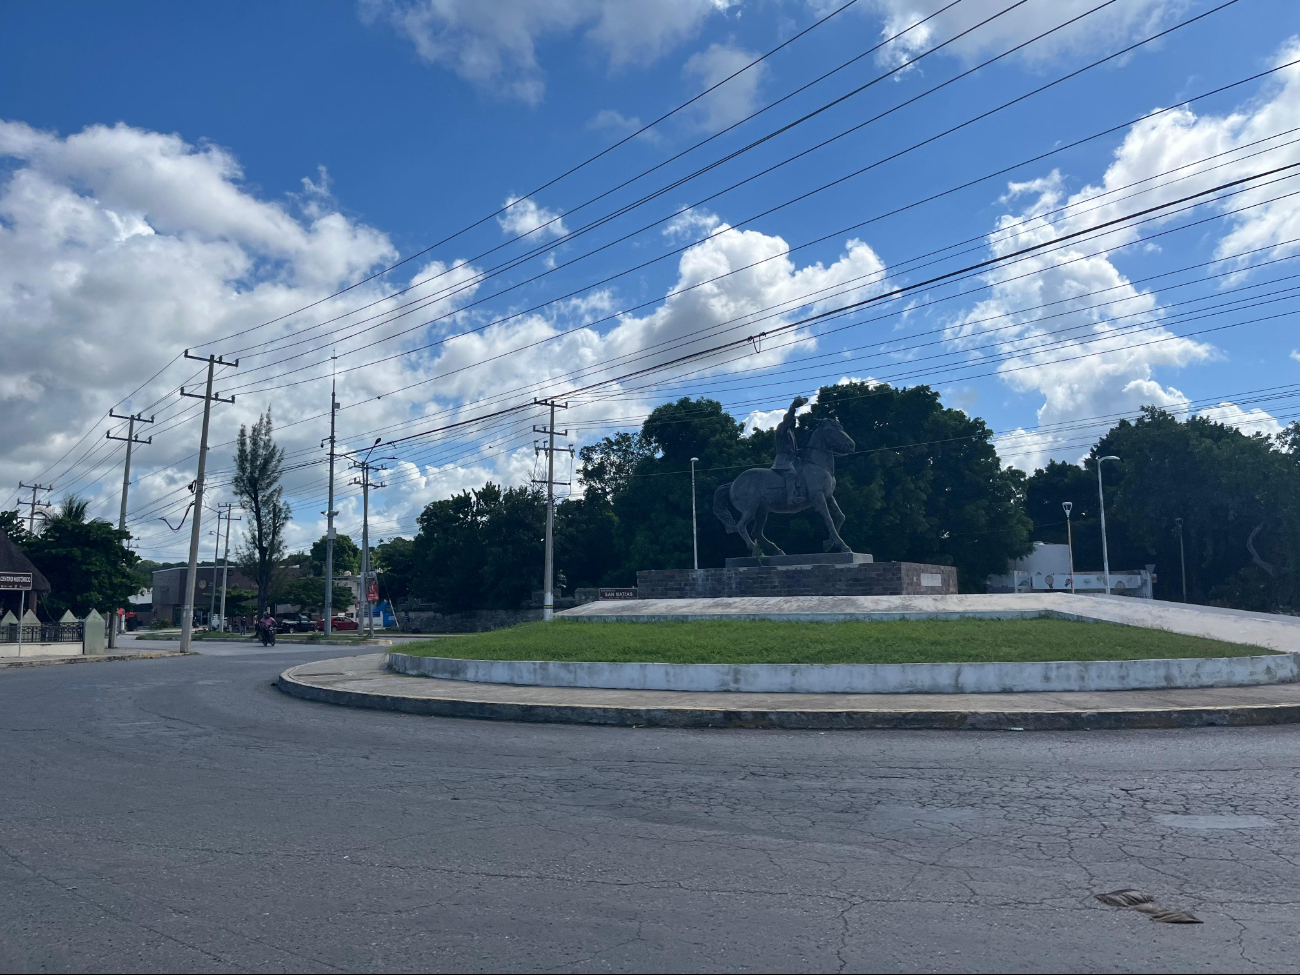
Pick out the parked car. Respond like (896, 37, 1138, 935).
(276, 614, 315, 634)
(315, 616, 359, 632)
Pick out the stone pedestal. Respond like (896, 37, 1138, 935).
(636, 559, 957, 599)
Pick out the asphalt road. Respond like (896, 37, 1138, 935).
(2, 647, 1298, 974)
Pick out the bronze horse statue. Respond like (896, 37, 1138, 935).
(713, 417, 856, 556)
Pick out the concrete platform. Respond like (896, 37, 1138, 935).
(276, 653, 1300, 730)
(561, 593, 1300, 653)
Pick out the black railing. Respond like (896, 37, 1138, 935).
(1, 622, 84, 644)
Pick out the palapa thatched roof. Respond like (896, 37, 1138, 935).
(0, 529, 51, 592)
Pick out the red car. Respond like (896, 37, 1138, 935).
(315, 616, 359, 632)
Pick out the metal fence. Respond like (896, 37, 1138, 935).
(1, 622, 84, 644)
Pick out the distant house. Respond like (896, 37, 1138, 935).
(987, 542, 1155, 598)
(151, 565, 260, 625)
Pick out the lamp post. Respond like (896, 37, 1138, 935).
(690, 457, 700, 571)
(1175, 516, 1187, 602)
(1096, 455, 1120, 595)
(1062, 501, 1075, 594)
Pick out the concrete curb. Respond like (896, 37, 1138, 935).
(275, 660, 1300, 731)
(0, 650, 192, 670)
(387, 649, 1299, 695)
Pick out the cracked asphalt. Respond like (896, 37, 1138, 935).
(2, 647, 1298, 973)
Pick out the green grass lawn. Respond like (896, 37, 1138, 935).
(396, 618, 1268, 665)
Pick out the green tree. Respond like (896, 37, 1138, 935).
(410, 483, 545, 610)
(21, 496, 140, 618)
(272, 576, 353, 614)
(0, 510, 32, 544)
(309, 533, 360, 576)
(1099, 408, 1297, 609)
(233, 409, 291, 614)
(373, 536, 415, 600)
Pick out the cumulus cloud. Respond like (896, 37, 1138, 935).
(955, 41, 1300, 470)
(682, 42, 766, 132)
(1200, 401, 1283, 438)
(0, 122, 889, 561)
(0, 120, 485, 559)
(496, 195, 568, 239)
(423, 214, 889, 412)
(361, 0, 736, 103)
(859, 0, 1184, 70)
(948, 169, 1208, 458)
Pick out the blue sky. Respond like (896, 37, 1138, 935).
(3, 0, 1300, 559)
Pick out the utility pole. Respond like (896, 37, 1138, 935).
(16, 482, 52, 535)
(532, 399, 570, 622)
(207, 506, 223, 629)
(218, 503, 240, 633)
(107, 411, 155, 531)
(690, 457, 700, 570)
(106, 412, 154, 648)
(1175, 517, 1187, 603)
(1096, 455, 1120, 596)
(351, 439, 392, 638)
(178, 350, 238, 654)
(322, 369, 340, 637)
(15, 482, 51, 617)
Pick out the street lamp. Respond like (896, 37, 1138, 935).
(690, 457, 700, 571)
(1175, 517, 1187, 602)
(1096, 455, 1120, 595)
(1062, 501, 1075, 594)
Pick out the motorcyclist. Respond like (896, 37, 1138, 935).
(258, 611, 277, 647)
(771, 396, 808, 505)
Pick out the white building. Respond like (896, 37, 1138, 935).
(987, 542, 1155, 598)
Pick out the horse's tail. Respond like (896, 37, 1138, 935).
(712, 481, 738, 533)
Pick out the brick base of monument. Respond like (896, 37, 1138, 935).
(635, 561, 958, 599)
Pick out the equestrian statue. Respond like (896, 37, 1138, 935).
(713, 397, 856, 557)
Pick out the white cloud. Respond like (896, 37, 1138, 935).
(1291, 349, 1300, 363)
(861, 0, 1184, 70)
(955, 41, 1300, 470)
(1200, 401, 1283, 438)
(681, 42, 766, 132)
(0, 123, 890, 562)
(496, 195, 568, 239)
(0, 120, 485, 560)
(950, 170, 1208, 469)
(361, 0, 736, 104)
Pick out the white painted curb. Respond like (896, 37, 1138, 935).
(387, 650, 1300, 695)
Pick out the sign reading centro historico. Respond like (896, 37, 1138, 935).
(0, 571, 33, 591)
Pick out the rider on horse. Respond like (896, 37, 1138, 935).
(771, 396, 808, 505)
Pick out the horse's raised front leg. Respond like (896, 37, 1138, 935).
(753, 507, 785, 556)
(812, 492, 851, 553)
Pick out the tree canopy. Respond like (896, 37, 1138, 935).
(392, 383, 1035, 609)
(1023, 409, 1300, 610)
(309, 533, 360, 576)
(233, 409, 291, 614)
(18, 497, 140, 618)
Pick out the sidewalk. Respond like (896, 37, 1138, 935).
(277, 654, 1300, 730)
(0, 648, 189, 670)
